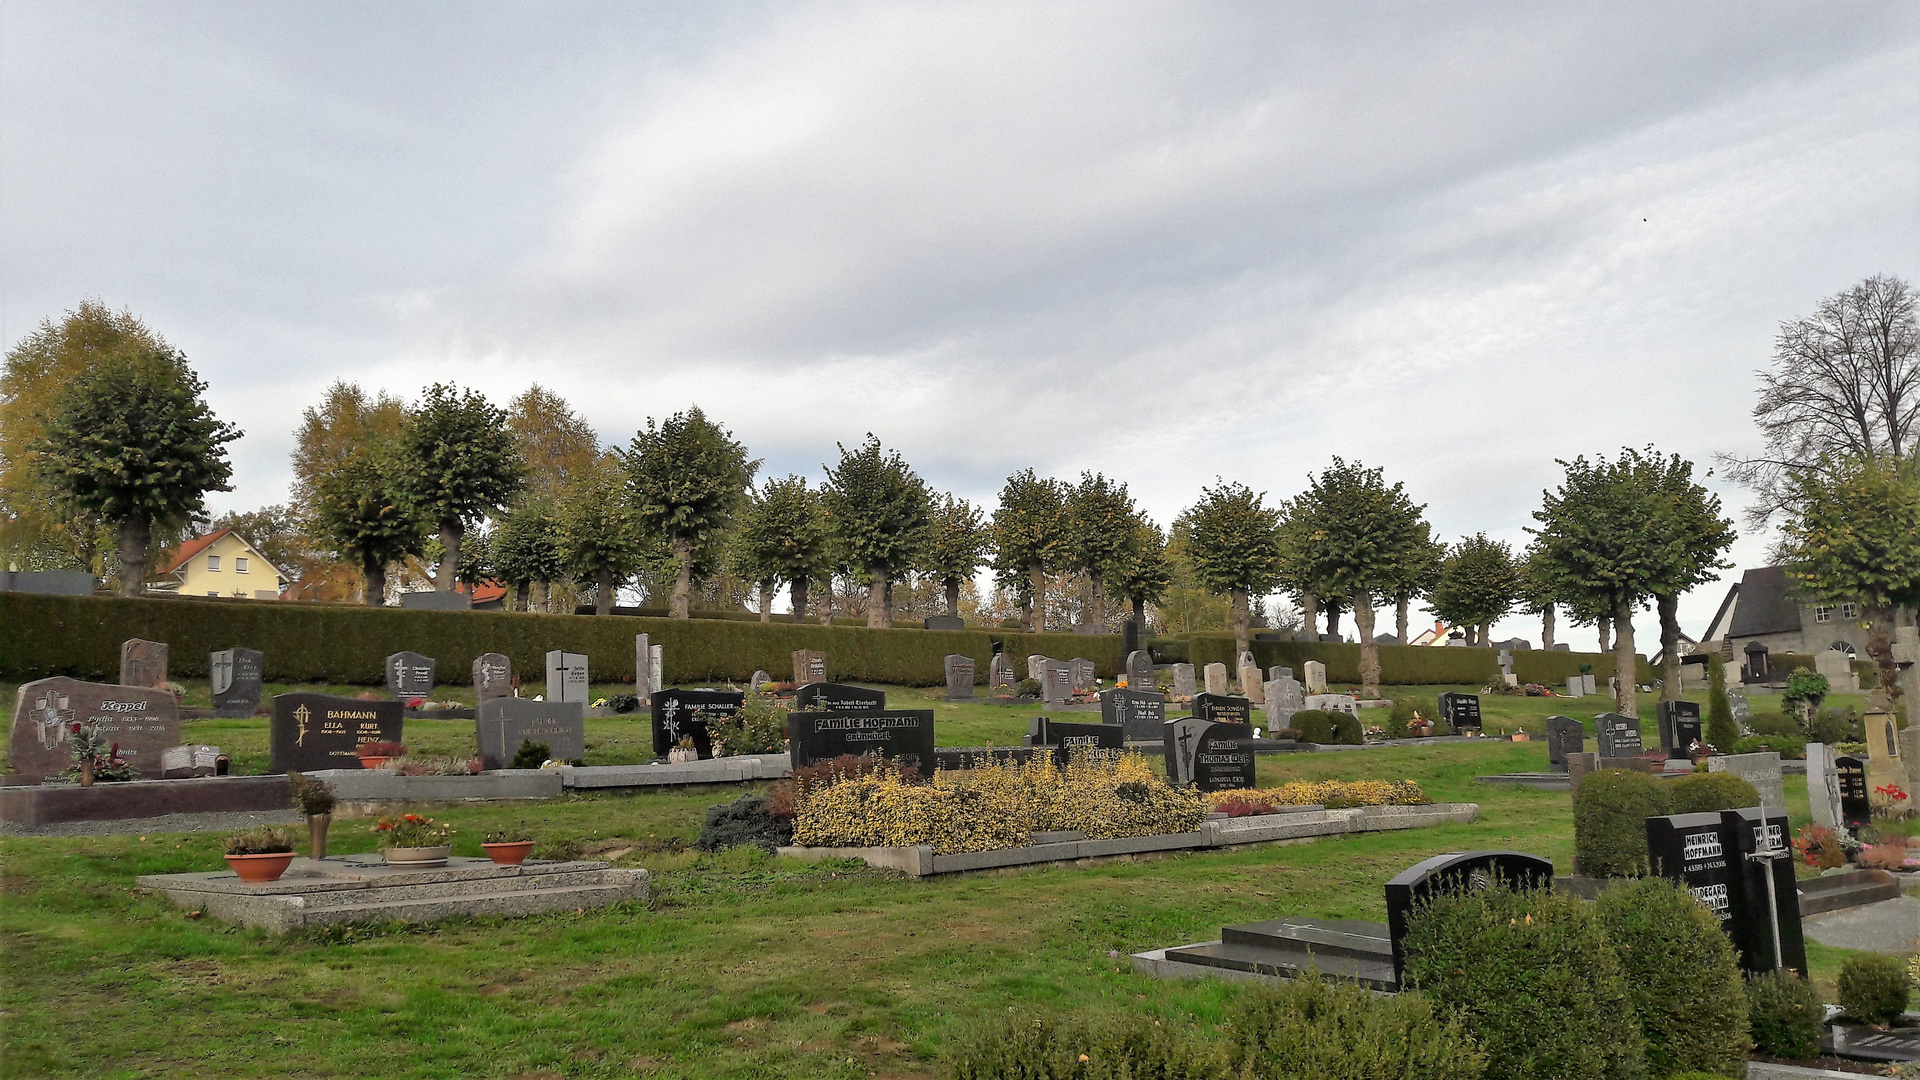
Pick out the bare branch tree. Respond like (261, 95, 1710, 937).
(1718, 273, 1919, 526)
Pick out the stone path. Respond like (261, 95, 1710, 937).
(1800, 894, 1920, 954)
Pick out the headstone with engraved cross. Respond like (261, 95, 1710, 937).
(120, 638, 168, 689)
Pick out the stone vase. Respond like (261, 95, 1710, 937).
(79, 759, 94, 788)
(307, 814, 331, 861)
(381, 845, 450, 868)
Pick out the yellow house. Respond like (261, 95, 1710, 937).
(156, 529, 289, 599)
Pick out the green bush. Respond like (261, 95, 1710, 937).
(1744, 712, 1802, 738)
(1744, 971, 1822, 1060)
(1837, 954, 1910, 1024)
(1223, 974, 1486, 1080)
(1386, 697, 1423, 738)
(1403, 885, 1646, 1080)
(1729, 734, 1805, 760)
(1808, 706, 1861, 746)
(1184, 633, 1645, 688)
(1574, 768, 1666, 877)
(709, 692, 788, 756)
(1290, 710, 1337, 745)
(1595, 878, 1749, 1079)
(1663, 772, 1761, 815)
(949, 1010, 1222, 1080)
(695, 794, 792, 854)
(508, 739, 550, 769)
(0, 591, 1121, 687)
(1707, 656, 1739, 751)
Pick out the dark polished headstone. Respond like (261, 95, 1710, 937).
(1041, 661, 1071, 705)
(944, 654, 976, 700)
(650, 689, 742, 759)
(11, 677, 180, 780)
(788, 710, 936, 772)
(923, 615, 965, 631)
(1192, 693, 1251, 725)
(1836, 756, 1870, 830)
(1163, 716, 1255, 791)
(1596, 712, 1644, 758)
(385, 651, 436, 700)
(477, 698, 585, 770)
(794, 682, 886, 713)
(1647, 810, 1740, 930)
(1657, 700, 1703, 754)
(210, 647, 265, 718)
(1028, 717, 1126, 762)
(1100, 687, 1166, 742)
(1720, 807, 1807, 974)
(1126, 650, 1155, 692)
(120, 638, 168, 689)
(1438, 692, 1482, 732)
(1545, 715, 1584, 771)
(1384, 850, 1554, 989)
(472, 653, 513, 703)
(270, 693, 403, 773)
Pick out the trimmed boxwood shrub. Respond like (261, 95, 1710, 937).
(1402, 885, 1646, 1080)
(1595, 878, 1748, 1079)
(1745, 970, 1822, 1060)
(1837, 954, 1910, 1024)
(1663, 773, 1760, 816)
(949, 1010, 1222, 1079)
(1223, 974, 1487, 1080)
(1288, 710, 1361, 745)
(1574, 769, 1666, 877)
(1730, 734, 1805, 760)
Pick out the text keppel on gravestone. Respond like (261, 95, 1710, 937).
(11, 676, 180, 781)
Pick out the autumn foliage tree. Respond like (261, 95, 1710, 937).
(992, 469, 1069, 632)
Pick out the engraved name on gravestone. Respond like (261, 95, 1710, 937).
(1192, 693, 1252, 725)
(1646, 811, 1740, 933)
(1303, 661, 1327, 694)
(386, 652, 436, 700)
(1545, 715, 1584, 771)
(1707, 751, 1785, 814)
(1068, 658, 1098, 693)
(1657, 700, 1703, 754)
(270, 692, 403, 773)
(1437, 692, 1482, 732)
(477, 698, 585, 770)
(1043, 662, 1072, 706)
(1163, 716, 1255, 791)
(989, 653, 1017, 691)
(210, 647, 265, 718)
(1100, 687, 1166, 743)
(943, 655, 976, 700)
(1596, 713, 1644, 758)
(793, 682, 886, 714)
(1170, 664, 1196, 700)
(472, 653, 513, 703)
(10, 677, 180, 781)
(1029, 717, 1125, 766)
(792, 650, 828, 686)
(787, 710, 936, 771)
(651, 689, 743, 760)
(1126, 650, 1154, 691)
(545, 650, 590, 704)
(1202, 663, 1229, 697)
(120, 638, 168, 689)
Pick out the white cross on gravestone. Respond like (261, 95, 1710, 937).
(1498, 650, 1513, 671)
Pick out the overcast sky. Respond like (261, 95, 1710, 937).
(4, 2, 1917, 646)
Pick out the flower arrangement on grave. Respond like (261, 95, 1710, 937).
(710, 693, 788, 756)
(1212, 797, 1279, 818)
(1793, 823, 1848, 869)
(60, 721, 137, 785)
(288, 772, 336, 816)
(483, 827, 535, 844)
(370, 813, 454, 850)
(356, 740, 406, 767)
(1855, 836, 1910, 871)
(1202, 779, 1430, 811)
(482, 825, 537, 864)
(224, 826, 294, 856)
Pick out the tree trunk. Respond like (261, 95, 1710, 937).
(1614, 603, 1637, 717)
(436, 520, 463, 592)
(1324, 602, 1342, 639)
(1479, 622, 1493, 649)
(1230, 588, 1250, 661)
(790, 578, 810, 624)
(670, 538, 693, 618)
(868, 571, 887, 628)
(1132, 596, 1146, 626)
(531, 578, 550, 614)
(820, 576, 834, 624)
(1597, 616, 1612, 655)
(362, 555, 387, 607)
(1657, 594, 1681, 702)
(883, 577, 895, 627)
(595, 566, 614, 615)
(1027, 562, 1046, 633)
(1087, 571, 1105, 627)
(1354, 589, 1380, 699)
(1541, 603, 1556, 650)
(116, 516, 150, 597)
(944, 576, 961, 617)
(1395, 592, 1410, 643)
(1301, 591, 1318, 639)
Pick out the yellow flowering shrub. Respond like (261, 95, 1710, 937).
(1203, 779, 1430, 810)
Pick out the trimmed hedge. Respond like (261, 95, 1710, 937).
(1575, 770, 1760, 877)
(1184, 633, 1648, 688)
(0, 592, 1123, 687)
(1745, 971, 1822, 1060)
(1595, 878, 1748, 1079)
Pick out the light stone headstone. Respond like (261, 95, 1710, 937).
(1239, 662, 1265, 704)
(1805, 742, 1843, 832)
(1814, 650, 1859, 693)
(120, 638, 168, 689)
(1565, 676, 1582, 698)
(1268, 666, 1291, 681)
(210, 647, 265, 718)
(1262, 680, 1297, 730)
(1304, 693, 1359, 716)
(649, 645, 663, 702)
(1125, 650, 1154, 691)
(1027, 654, 1051, 682)
(792, 649, 827, 686)
(1728, 689, 1749, 727)
(1268, 675, 1304, 715)
(943, 654, 976, 700)
(11, 676, 180, 781)
(1068, 658, 1098, 693)
(1042, 661, 1072, 706)
(1706, 750, 1786, 814)
(1582, 673, 1597, 696)
(1202, 663, 1229, 697)
(989, 653, 1017, 691)
(1303, 661, 1327, 694)
(634, 634, 654, 703)
(749, 670, 771, 694)
(544, 650, 590, 704)
(472, 652, 513, 703)
(1170, 663, 1196, 700)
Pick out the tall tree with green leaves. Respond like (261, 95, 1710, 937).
(1177, 480, 1284, 660)
(626, 406, 757, 619)
(1518, 546, 1561, 651)
(1066, 472, 1137, 627)
(731, 475, 831, 622)
(992, 469, 1069, 633)
(1647, 456, 1737, 702)
(555, 455, 645, 615)
(398, 383, 523, 592)
(920, 493, 990, 618)
(1428, 534, 1523, 648)
(36, 347, 241, 595)
(1111, 516, 1174, 628)
(491, 498, 566, 611)
(821, 436, 931, 628)
(309, 445, 425, 605)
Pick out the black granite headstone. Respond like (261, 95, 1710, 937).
(385, 651, 436, 700)
(1126, 650, 1155, 692)
(1192, 693, 1251, 725)
(1438, 692, 1482, 732)
(1384, 850, 1555, 990)
(270, 692, 403, 773)
(1100, 687, 1166, 743)
(787, 710, 936, 772)
(793, 682, 887, 713)
(1720, 807, 1808, 975)
(1028, 717, 1126, 766)
(1545, 715, 1584, 771)
(210, 647, 265, 718)
(650, 689, 742, 759)
(1656, 700, 1703, 754)
(1647, 810, 1741, 930)
(1836, 756, 1870, 830)
(1596, 713, 1644, 758)
(1163, 717, 1255, 791)
(476, 698, 585, 770)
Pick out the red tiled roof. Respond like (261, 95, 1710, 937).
(162, 529, 231, 575)
(465, 581, 509, 604)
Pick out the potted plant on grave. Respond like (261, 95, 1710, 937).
(288, 772, 337, 860)
(482, 827, 537, 865)
(357, 740, 406, 770)
(224, 827, 296, 882)
(668, 736, 698, 765)
(370, 813, 454, 867)
(60, 721, 138, 787)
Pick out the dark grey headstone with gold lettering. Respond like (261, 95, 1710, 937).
(270, 693, 404, 773)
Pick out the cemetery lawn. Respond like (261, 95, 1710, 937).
(2, 731, 1904, 1079)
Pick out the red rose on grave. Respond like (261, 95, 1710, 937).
(70, 723, 82, 733)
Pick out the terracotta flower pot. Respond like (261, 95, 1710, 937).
(381, 845, 450, 868)
(482, 840, 536, 865)
(307, 814, 331, 860)
(358, 755, 391, 771)
(225, 852, 295, 883)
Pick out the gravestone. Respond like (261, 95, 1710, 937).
(793, 682, 886, 713)
(1497, 649, 1514, 680)
(1042, 662, 1072, 706)
(1269, 666, 1292, 681)
(923, 615, 965, 631)
(1303, 661, 1327, 694)
(1814, 649, 1858, 692)
(385, 651, 436, 701)
(269, 692, 403, 773)
(1720, 806, 1807, 974)
(1239, 661, 1265, 704)
(1202, 663, 1229, 696)
(749, 671, 772, 695)
(1192, 693, 1252, 725)
(1582, 673, 1597, 696)
(1437, 692, 1482, 733)
(1805, 743, 1842, 831)
(1162, 716, 1255, 791)
(162, 744, 223, 778)
(477, 698, 585, 770)
(648, 646, 663, 702)
(1068, 658, 1098, 693)
(1707, 751, 1785, 814)
(1728, 689, 1749, 727)
(787, 710, 936, 771)
(1027, 655, 1053, 682)
(1126, 650, 1155, 691)
(1565, 676, 1582, 698)
(545, 650, 590, 704)
(1238, 650, 1256, 671)
(1099, 687, 1166, 743)
(120, 638, 168, 689)
(1645, 811, 1743, 949)
(651, 689, 743, 760)
(1864, 710, 1909, 790)
(11, 677, 181, 781)
(634, 634, 654, 706)
(1835, 756, 1871, 830)
(1901, 727, 1920, 778)
(1028, 717, 1126, 762)
(792, 649, 827, 686)
(989, 653, 1017, 691)
(1384, 851, 1554, 990)
(472, 653, 513, 703)
(1170, 664, 1196, 700)
(1656, 700, 1703, 754)
(943, 654, 976, 700)
(1545, 715, 1584, 771)
(1304, 693, 1360, 716)
(1595, 713, 1644, 758)
(1264, 675, 1304, 728)
(210, 647, 265, 718)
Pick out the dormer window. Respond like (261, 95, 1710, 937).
(1813, 604, 1831, 623)
(207, 555, 220, 572)
(1840, 602, 1860, 619)
(235, 557, 249, 574)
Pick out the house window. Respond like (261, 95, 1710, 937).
(1813, 604, 1831, 623)
(235, 557, 249, 574)
(1840, 602, 1860, 619)
(206, 555, 220, 572)
(207, 591, 219, 597)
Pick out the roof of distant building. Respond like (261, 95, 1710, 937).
(1726, 566, 1803, 638)
(162, 529, 230, 574)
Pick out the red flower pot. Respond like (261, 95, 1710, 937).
(358, 755, 391, 771)
(225, 853, 295, 883)
(482, 841, 536, 865)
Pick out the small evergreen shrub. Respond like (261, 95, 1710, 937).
(1837, 954, 1910, 1024)
(1329, 712, 1364, 745)
(1222, 974, 1487, 1080)
(708, 691, 788, 755)
(949, 1010, 1222, 1080)
(1291, 710, 1339, 744)
(1707, 656, 1738, 750)
(1730, 735, 1805, 760)
(1403, 885, 1647, 1080)
(1664, 773, 1760, 815)
(1744, 712, 1802, 738)
(1015, 678, 1043, 697)
(1744, 971, 1822, 1059)
(695, 794, 792, 853)
(1595, 878, 1749, 1079)
(1386, 697, 1424, 739)
(1574, 768, 1666, 877)
(509, 740, 551, 769)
